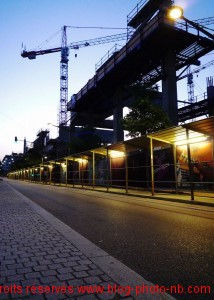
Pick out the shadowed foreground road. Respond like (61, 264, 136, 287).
(7, 180, 214, 300)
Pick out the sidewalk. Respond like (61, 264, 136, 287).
(0, 180, 175, 300)
(52, 184, 214, 208)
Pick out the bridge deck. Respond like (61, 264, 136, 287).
(68, 14, 213, 125)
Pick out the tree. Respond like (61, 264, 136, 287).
(122, 85, 171, 137)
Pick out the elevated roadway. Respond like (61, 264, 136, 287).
(68, 0, 213, 140)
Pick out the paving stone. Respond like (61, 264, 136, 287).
(97, 293, 117, 300)
(73, 271, 89, 278)
(0, 269, 16, 276)
(1, 259, 16, 265)
(17, 267, 33, 274)
(67, 256, 83, 262)
(7, 274, 25, 282)
(8, 263, 24, 270)
(67, 278, 85, 286)
(98, 281, 116, 291)
(100, 274, 112, 282)
(79, 259, 92, 265)
(45, 254, 57, 260)
(84, 276, 103, 285)
(4, 255, 19, 260)
(38, 259, 52, 265)
(41, 270, 57, 277)
(57, 253, 71, 258)
(48, 263, 64, 270)
(57, 267, 74, 274)
(16, 258, 30, 263)
(21, 278, 41, 287)
(57, 273, 74, 281)
(23, 261, 39, 268)
(62, 261, 78, 268)
(0, 294, 9, 300)
(73, 265, 89, 272)
(0, 277, 6, 284)
(53, 258, 68, 264)
(45, 294, 64, 300)
(28, 295, 46, 300)
(39, 276, 59, 284)
(25, 272, 41, 279)
(88, 269, 104, 276)
(76, 295, 99, 300)
(33, 265, 48, 272)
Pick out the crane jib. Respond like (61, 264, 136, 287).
(21, 47, 62, 59)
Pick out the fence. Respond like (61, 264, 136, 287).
(8, 147, 214, 197)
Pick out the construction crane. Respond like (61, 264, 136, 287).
(177, 15, 214, 104)
(178, 60, 214, 82)
(178, 60, 214, 104)
(21, 27, 127, 126)
(177, 59, 214, 114)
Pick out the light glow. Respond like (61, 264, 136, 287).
(175, 136, 208, 146)
(168, 6, 183, 20)
(77, 158, 88, 163)
(109, 150, 125, 158)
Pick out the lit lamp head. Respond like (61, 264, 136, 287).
(167, 5, 184, 20)
(167, 5, 213, 40)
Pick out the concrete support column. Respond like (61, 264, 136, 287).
(162, 48, 178, 125)
(113, 96, 124, 143)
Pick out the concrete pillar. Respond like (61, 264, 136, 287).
(113, 96, 124, 143)
(162, 48, 178, 125)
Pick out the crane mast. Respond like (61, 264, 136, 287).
(21, 30, 127, 127)
(59, 26, 69, 125)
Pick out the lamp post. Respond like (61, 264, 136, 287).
(167, 6, 214, 41)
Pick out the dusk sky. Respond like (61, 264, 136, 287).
(0, 0, 213, 161)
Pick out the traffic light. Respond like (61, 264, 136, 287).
(15, 136, 18, 142)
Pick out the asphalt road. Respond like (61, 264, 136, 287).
(6, 180, 214, 300)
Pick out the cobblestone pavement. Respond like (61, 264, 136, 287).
(0, 180, 175, 300)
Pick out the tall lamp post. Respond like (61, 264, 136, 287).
(167, 6, 214, 41)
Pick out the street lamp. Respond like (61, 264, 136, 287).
(167, 5, 214, 41)
(167, 6, 183, 20)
